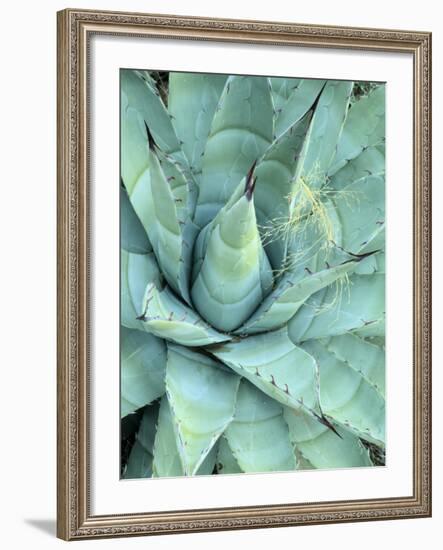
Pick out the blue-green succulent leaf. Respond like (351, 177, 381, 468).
(331, 175, 385, 255)
(274, 79, 326, 138)
(277, 200, 347, 288)
(140, 283, 231, 347)
(121, 70, 188, 175)
(191, 177, 273, 332)
(168, 72, 227, 176)
(291, 81, 353, 191)
(354, 250, 385, 275)
(237, 257, 359, 335)
(366, 336, 385, 349)
(121, 74, 386, 477)
(146, 146, 199, 304)
(270, 77, 301, 114)
(155, 145, 198, 218)
(152, 396, 184, 477)
(123, 404, 158, 479)
(212, 328, 321, 419)
(191, 176, 248, 285)
(288, 273, 385, 343)
(195, 75, 274, 227)
(165, 345, 240, 475)
(283, 407, 372, 469)
(152, 396, 218, 477)
(216, 436, 243, 475)
(302, 339, 385, 446)
(326, 334, 385, 397)
(296, 454, 315, 470)
(120, 327, 167, 417)
(353, 319, 385, 338)
(121, 250, 161, 330)
(330, 146, 385, 191)
(329, 85, 385, 176)
(190, 222, 212, 287)
(120, 185, 151, 254)
(121, 70, 195, 262)
(224, 380, 296, 473)
(120, 74, 149, 195)
(254, 112, 311, 270)
(124, 169, 153, 244)
(195, 443, 219, 475)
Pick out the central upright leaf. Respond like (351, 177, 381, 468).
(191, 171, 273, 332)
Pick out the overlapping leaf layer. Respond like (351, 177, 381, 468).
(120, 70, 385, 478)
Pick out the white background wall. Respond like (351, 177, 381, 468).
(0, 0, 440, 548)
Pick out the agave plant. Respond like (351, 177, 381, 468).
(120, 69, 385, 478)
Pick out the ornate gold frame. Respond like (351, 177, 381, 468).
(57, 8, 432, 540)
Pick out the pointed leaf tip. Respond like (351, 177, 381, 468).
(245, 176, 257, 201)
(144, 121, 158, 151)
(315, 414, 344, 439)
(244, 160, 258, 201)
(310, 81, 327, 112)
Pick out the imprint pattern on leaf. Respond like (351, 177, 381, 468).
(120, 69, 386, 478)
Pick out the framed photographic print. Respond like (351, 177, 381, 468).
(57, 8, 432, 540)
